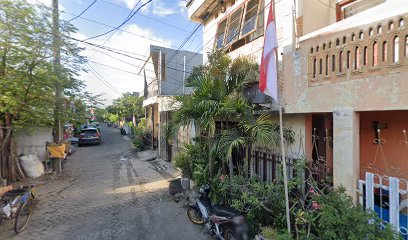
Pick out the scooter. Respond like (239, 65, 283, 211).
(187, 185, 248, 240)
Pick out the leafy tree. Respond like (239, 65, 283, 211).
(173, 51, 293, 179)
(106, 92, 144, 124)
(0, 0, 86, 181)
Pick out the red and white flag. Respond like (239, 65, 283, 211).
(259, 0, 278, 100)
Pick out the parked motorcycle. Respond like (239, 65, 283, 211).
(187, 185, 248, 240)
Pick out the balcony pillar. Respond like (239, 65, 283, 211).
(333, 108, 360, 201)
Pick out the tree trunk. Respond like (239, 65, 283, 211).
(244, 145, 250, 178)
(228, 157, 234, 179)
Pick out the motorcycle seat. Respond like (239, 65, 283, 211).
(212, 205, 240, 218)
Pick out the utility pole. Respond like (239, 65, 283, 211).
(52, 0, 62, 142)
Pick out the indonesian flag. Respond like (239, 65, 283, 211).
(259, 0, 278, 100)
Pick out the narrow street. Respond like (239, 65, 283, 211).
(2, 125, 208, 240)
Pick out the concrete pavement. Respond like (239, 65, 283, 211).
(1, 125, 208, 240)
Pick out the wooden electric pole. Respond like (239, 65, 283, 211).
(52, 0, 62, 142)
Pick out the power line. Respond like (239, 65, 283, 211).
(84, 0, 153, 41)
(69, 36, 194, 74)
(85, 63, 121, 95)
(98, 0, 141, 47)
(87, 63, 120, 94)
(68, 0, 98, 22)
(99, 0, 190, 33)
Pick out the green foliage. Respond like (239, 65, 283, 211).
(0, 0, 87, 129)
(310, 188, 397, 240)
(133, 120, 149, 151)
(106, 92, 144, 122)
(172, 51, 292, 178)
(260, 227, 293, 240)
(174, 151, 193, 178)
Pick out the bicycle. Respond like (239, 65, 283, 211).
(0, 186, 37, 234)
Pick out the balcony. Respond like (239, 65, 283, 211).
(283, 2, 408, 114)
(308, 14, 408, 86)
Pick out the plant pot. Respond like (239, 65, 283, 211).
(181, 178, 190, 190)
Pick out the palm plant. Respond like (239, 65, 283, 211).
(217, 114, 295, 178)
(172, 51, 295, 181)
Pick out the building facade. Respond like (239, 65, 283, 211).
(188, 0, 408, 231)
(142, 45, 202, 161)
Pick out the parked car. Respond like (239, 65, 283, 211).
(78, 128, 101, 146)
(82, 124, 100, 132)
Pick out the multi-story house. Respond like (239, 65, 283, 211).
(141, 45, 202, 161)
(188, 0, 408, 234)
(187, 0, 308, 183)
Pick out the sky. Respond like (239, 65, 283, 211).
(31, 0, 203, 105)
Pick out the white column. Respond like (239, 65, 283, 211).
(333, 108, 360, 201)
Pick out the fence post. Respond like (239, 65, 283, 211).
(365, 172, 375, 211)
(389, 177, 400, 232)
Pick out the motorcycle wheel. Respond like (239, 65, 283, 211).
(187, 206, 204, 225)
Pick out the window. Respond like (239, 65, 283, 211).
(319, 58, 322, 75)
(225, 7, 244, 45)
(214, 0, 264, 50)
(405, 35, 408, 57)
(215, 19, 227, 49)
(313, 58, 317, 78)
(354, 46, 360, 70)
(332, 55, 335, 72)
(339, 51, 343, 72)
(393, 36, 399, 63)
(363, 46, 368, 65)
(241, 0, 260, 36)
(382, 41, 387, 62)
(325, 55, 329, 75)
(336, 0, 385, 21)
(372, 41, 378, 66)
(388, 21, 394, 30)
(377, 25, 382, 34)
(399, 18, 404, 27)
(347, 51, 351, 69)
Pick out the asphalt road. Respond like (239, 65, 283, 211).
(2, 125, 208, 240)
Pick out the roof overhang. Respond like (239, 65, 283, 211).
(187, 0, 224, 23)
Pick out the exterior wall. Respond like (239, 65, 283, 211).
(15, 128, 53, 161)
(284, 13, 408, 114)
(360, 111, 408, 179)
(272, 114, 306, 158)
(299, 0, 336, 36)
(333, 108, 360, 200)
(282, 0, 408, 199)
(144, 45, 202, 99)
(201, 0, 294, 63)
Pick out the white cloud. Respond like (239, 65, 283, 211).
(178, 0, 188, 15)
(117, 0, 181, 17)
(151, 1, 177, 16)
(28, 0, 65, 11)
(74, 24, 172, 106)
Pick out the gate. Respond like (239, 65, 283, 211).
(358, 172, 408, 239)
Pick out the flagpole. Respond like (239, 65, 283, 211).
(273, 0, 291, 234)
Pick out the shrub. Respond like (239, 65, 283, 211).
(133, 119, 150, 151)
(311, 188, 397, 240)
(173, 151, 193, 178)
